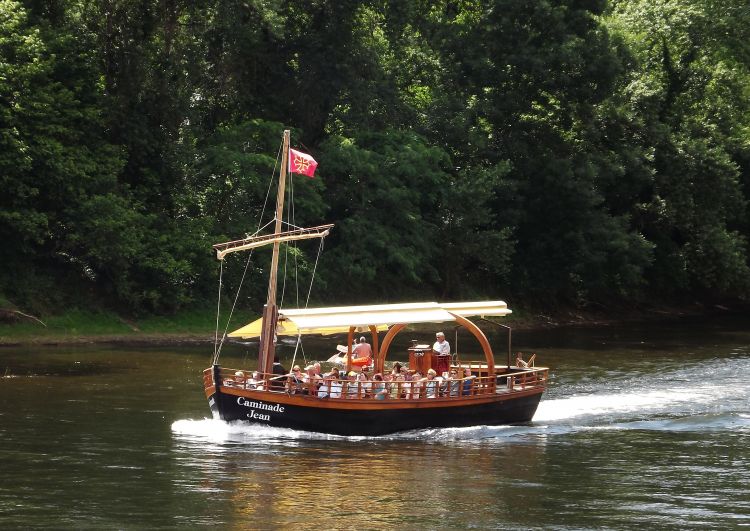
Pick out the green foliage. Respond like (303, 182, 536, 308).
(438, 163, 517, 300)
(1, 0, 750, 320)
(0, 0, 126, 310)
(184, 118, 328, 310)
(317, 130, 451, 299)
(0, 2, 49, 257)
(606, 0, 750, 299)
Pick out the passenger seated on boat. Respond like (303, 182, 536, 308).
(399, 374, 408, 398)
(245, 371, 261, 390)
(436, 375, 446, 397)
(425, 369, 438, 398)
(329, 375, 343, 398)
(410, 371, 423, 399)
(270, 355, 287, 390)
(226, 371, 246, 388)
(373, 374, 388, 400)
(448, 369, 461, 397)
(302, 365, 321, 395)
(462, 367, 475, 396)
(402, 371, 413, 398)
(346, 371, 360, 399)
(287, 365, 304, 394)
(317, 376, 331, 398)
(390, 374, 406, 399)
(358, 371, 372, 398)
(391, 362, 403, 377)
(515, 352, 535, 368)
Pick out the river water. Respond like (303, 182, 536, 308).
(1, 315, 749, 529)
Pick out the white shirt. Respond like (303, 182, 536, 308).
(330, 381, 342, 398)
(433, 339, 450, 356)
(425, 379, 438, 398)
(347, 380, 359, 398)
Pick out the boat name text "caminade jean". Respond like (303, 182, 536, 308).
(237, 397, 285, 421)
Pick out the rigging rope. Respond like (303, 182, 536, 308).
(213, 260, 224, 361)
(288, 162, 301, 309)
(279, 220, 306, 231)
(289, 234, 327, 371)
(212, 139, 282, 364)
(279, 238, 288, 305)
(285, 158, 303, 368)
(213, 132, 328, 372)
(213, 245, 257, 364)
(306, 236, 326, 306)
(279, 155, 293, 311)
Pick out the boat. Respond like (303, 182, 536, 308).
(203, 130, 548, 436)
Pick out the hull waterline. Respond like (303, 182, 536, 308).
(207, 388, 544, 436)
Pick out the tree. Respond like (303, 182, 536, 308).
(317, 130, 451, 300)
(399, 0, 654, 304)
(0, 0, 124, 310)
(607, 0, 750, 299)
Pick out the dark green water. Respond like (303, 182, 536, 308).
(1, 315, 749, 529)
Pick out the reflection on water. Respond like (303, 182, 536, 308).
(1, 317, 750, 528)
(171, 420, 549, 527)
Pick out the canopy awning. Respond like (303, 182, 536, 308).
(228, 317, 389, 339)
(228, 300, 511, 339)
(440, 301, 513, 317)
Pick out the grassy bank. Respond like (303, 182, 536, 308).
(0, 307, 251, 345)
(1, 305, 544, 345)
(1, 301, 742, 346)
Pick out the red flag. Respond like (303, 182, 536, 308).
(288, 148, 318, 178)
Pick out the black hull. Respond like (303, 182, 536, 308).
(208, 389, 544, 436)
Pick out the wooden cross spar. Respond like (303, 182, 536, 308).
(213, 224, 334, 260)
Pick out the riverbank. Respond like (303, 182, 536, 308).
(1, 301, 745, 347)
(0, 308, 232, 347)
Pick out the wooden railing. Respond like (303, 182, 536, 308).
(204, 366, 548, 400)
(501, 368, 548, 390)
(202, 369, 212, 389)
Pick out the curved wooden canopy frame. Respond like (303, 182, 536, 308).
(374, 315, 495, 374)
(452, 314, 495, 373)
(375, 323, 406, 374)
(346, 326, 354, 373)
(369, 325, 379, 366)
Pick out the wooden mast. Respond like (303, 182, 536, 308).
(258, 129, 290, 374)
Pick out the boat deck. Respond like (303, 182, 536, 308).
(204, 365, 547, 402)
